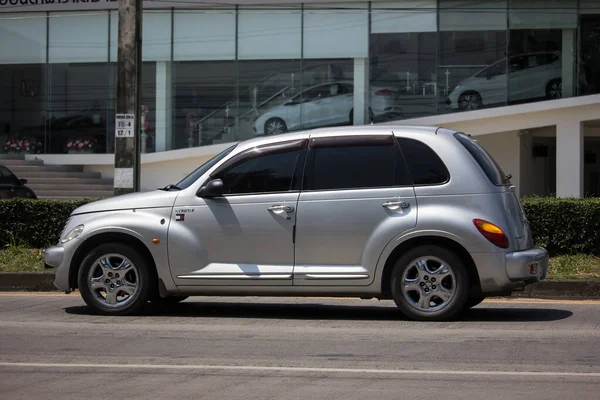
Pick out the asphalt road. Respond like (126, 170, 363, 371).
(1, 294, 599, 399)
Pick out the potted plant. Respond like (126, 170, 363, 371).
(3, 137, 43, 154)
(64, 137, 98, 154)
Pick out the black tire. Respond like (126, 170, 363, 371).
(546, 79, 562, 99)
(390, 245, 470, 321)
(264, 117, 287, 136)
(464, 297, 485, 309)
(458, 91, 482, 111)
(77, 242, 155, 316)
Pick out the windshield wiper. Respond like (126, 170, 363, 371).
(503, 173, 512, 183)
(159, 184, 182, 191)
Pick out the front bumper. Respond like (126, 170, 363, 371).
(43, 245, 71, 292)
(505, 246, 549, 283)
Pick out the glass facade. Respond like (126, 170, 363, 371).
(0, 1, 598, 155)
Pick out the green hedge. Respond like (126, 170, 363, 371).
(0, 199, 93, 249)
(2, 197, 600, 255)
(521, 197, 600, 256)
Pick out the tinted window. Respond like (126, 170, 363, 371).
(397, 138, 449, 185)
(215, 148, 303, 195)
(305, 137, 410, 190)
(454, 132, 510, 186)
(0, 166, 17, 185)
(176, 145, 237, 189)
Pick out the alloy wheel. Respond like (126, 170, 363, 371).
(400, 256, 456, 312)
(549, 81, 562, 99)
(87, 254, 139, 308)
(460, 94, 481, 111)
(266, 119, 285, 135)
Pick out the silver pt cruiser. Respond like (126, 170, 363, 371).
(44, 125, 548, 321)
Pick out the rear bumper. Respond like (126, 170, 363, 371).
(505, 246, 549, 283)
(471, 246, 548, 294)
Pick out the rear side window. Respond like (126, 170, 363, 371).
(397, 138, 449, 185)
(304, 135, 411, 191)
(454, 132, 510, 186)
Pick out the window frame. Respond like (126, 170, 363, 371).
(301, 134, 413, 192)
(209, 138, 308, 197)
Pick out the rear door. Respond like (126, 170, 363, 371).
(293, 133, 417, 286)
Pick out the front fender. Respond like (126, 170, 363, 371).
(72, 207, 177, 292)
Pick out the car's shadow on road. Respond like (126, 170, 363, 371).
(64, 300, 573, 322)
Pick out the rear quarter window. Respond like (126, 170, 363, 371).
(396, 138, 449, 185)
(454, 132, 509, 186)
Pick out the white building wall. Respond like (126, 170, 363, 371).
(475, 131, 521, 195)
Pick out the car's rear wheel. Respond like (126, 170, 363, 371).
(464, 297, 485, 309)
(264, 118, 287, 136)
(546, 79, 562, 99)
(390, 245, 469, 321)
(78, 243, 155, 315)
(458, 92, 482, 111)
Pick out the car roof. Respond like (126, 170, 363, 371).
(236, 125, 454, 151)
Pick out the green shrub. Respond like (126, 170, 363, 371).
(522, 197, 600, 256)
(0, 198, 93, 249)
(2, 197, 600, 256)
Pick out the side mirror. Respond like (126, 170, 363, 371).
(197, 178, 224, 198)
(18, 178, 27, 186)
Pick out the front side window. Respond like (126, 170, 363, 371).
(176, 145, 237, 190)
(304, 136, 411, 191)
(214, 147, 305, 195)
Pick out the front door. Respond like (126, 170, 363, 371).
(168, 139, 307, 287)
(293, 133, 417, 286)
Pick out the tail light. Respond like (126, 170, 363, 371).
(473, 219, 509, 249)
(375, 89, 396, 96)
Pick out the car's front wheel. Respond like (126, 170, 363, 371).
(77, 243, 155, 315)
(458, 91, 482, 111)
(390, 245, 469, 321)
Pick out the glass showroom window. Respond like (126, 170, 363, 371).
(48, 12, 111, 154)
(370, 1, 437, 120)
(439, 0, 508, 113)
(577, 0, 599, 96)
(109, 10, 169, 153)
(509, 0, 577, 104)
(302, 3, 367, 128)
(0, 13, 47, 155)
(172, 9, 236, 150)
(238, 6, 301, 139)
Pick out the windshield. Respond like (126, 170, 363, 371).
(176, 145, 237, 189)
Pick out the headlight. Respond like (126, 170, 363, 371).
(61, 225, 84, 243)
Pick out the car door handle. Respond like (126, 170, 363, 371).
(268, 205, 295, 213)
(382, 201, 410, 210)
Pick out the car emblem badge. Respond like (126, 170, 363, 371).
(175, 214, 185, 222)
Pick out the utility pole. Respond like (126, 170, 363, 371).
(114, 0, 142, 195)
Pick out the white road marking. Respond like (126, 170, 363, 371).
(0, 362, 599, 378)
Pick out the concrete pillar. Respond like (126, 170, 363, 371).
(562, 29, 576, 98)
(353, 58, 369, 125)
(556, 119, 583, 197)
(155, 61, 172, 152)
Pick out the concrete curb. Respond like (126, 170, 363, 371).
(1, 272, 600, 299)
(0, 272, 57, 292)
